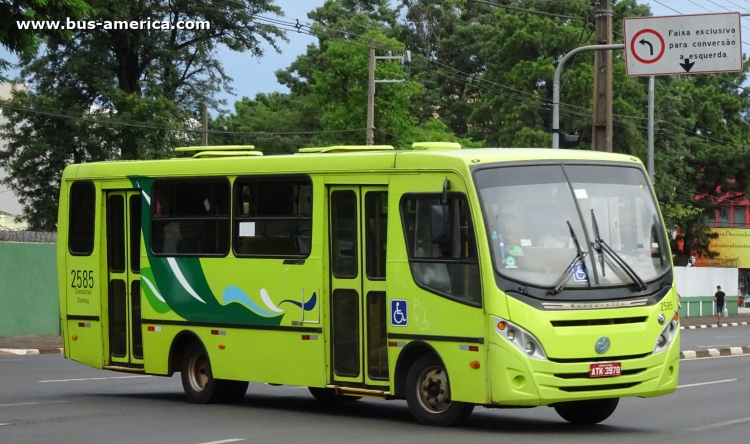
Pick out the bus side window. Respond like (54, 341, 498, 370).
(400, 194, 481, 306)
(150, 179, 230, 256)
(233, 176, 312, 258)
(69, 181, 96, 255)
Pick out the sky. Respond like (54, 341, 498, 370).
(0, 0, 747, 214)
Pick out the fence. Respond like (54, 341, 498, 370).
(678, 296, 741, 319)
(0, 229, 59, 337)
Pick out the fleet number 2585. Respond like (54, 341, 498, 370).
(70, 270, 94, 289)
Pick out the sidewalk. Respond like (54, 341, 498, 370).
(679, 312, 750, 329)
(0, 335, 62, 355)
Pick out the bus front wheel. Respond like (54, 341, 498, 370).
(405, 355, 474, 426)
(553, 398, 619, 425)
(180, 342, 248, 404)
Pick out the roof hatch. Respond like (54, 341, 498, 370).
(411, 142, 462, 150)
(297, 145, 394, 154)
(174, 145, 261, 158)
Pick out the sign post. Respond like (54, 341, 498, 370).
(624, 13, 743, 76)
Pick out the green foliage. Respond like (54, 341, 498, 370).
(0, 0, 94, 80)
(0, 0, 284, 229)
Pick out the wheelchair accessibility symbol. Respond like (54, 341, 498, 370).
(573, 263, 588, 283)
(391, 299, 408, 327)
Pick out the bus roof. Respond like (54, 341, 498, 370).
(63, 147, 643, 180)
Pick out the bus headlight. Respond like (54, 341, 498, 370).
(494, 316, 547, 360)
(653, 311, 679, 354)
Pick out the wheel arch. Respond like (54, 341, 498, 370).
(167, 330, 203, 376)
(393, 340, 444, 399)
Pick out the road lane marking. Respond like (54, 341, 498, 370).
(196, 440, 245, 444)
(697, 345, 730, 348)
(39, 376, 153, 383)
(687, 416, 750, 431)
(0, 423, 10, 426)
(677, 378, 737, 389)
(0, 401, 69, 408)
(714, 336, 739, 338)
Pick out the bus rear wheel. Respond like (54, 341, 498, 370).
(405, 355, 474, 426)
(180, 342, 248, 404)
(308, 387, 361, 403)
(553, 398, 619, 425)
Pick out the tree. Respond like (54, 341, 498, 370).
(0, 0, 284, 229)
(210, 92, 319, 155)
(0, 0, 93, 80)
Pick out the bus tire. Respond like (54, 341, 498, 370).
(308, 387, 361, 403)
(553, 398, 619, 425)
(217, 380, 249, 404)
(405, 355, 474, 426)
(180, 341, 222, 404)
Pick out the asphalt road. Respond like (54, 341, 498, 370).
(1, 354, 750, 444)
(680, 325, 750, 350)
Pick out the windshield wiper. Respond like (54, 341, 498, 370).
(550, 221, 590, 295)
(590, 209, 648, 291)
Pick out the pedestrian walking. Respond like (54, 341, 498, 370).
(715, 285, 727, 325)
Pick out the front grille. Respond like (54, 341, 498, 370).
(547, 352, 651, 363)
(559, 382, 640, 392)
(550, 316, 648, 327)
(554, 368, 646, 379)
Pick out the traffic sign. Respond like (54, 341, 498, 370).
(624, 13, 742, 76)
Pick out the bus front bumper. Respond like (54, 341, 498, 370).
(487, 335, 680, 406)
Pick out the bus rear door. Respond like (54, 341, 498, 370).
(104, 190, 143, 368)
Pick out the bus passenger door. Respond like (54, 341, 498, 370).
(105, 191, 143, 367)
(328, 186, 389, 388)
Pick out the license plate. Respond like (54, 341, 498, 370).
(589, 362, 622, 378)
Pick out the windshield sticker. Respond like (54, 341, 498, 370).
(573, 263, 588, 282)
(504, 257, 517, 269)
(507, 245, 524, 256)
(574, 189, 589, 199)
(520, 239, 532, 247)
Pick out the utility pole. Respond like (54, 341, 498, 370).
(592, 0, 613, 152)
(367, 40, 376, 145)
(201, 104, 208, 146)
(365, 41, 410, 145)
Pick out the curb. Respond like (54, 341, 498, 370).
(0, 348, 63, 355)
(680, 346, 750, 360)
(680, 321, 749, 330)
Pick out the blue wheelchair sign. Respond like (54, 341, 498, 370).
(573, 263, 588, 283)
(390, 299, 408, 327)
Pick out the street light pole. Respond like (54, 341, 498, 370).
(553, 44, 624, 149)
(648, 76, 655, 182)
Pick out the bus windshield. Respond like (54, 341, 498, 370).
(475, 163, 670, 290)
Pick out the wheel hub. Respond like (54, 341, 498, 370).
(188, 353, 209, 392)
(417, 367, 451, 413)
